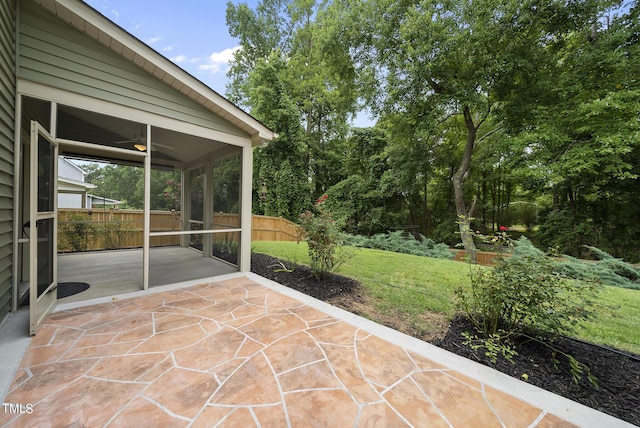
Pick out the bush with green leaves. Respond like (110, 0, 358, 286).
(298, 194, 349, 279)
(456, 233, 600, 383)
(554, 246, 640, 290)
(102, 220, 136, 249)
(59, 213, 97, 252)
(514, 237, 640, 290)
(213, 235, 239, 259)
(344, 231, 453, 259)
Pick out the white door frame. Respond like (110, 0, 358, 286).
(29, 121, 58, 335)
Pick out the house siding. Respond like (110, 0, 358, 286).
(18, 1, 248, 138)
(0, 0, 16, 320)
(58, 157, 84, 182)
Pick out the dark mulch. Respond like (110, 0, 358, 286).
(251, 252, 640, 426)
(251, 253, 367, 309)
(435, 316, 640, 426)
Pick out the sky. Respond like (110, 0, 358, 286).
(83, 0, 259, 95)
(83, 0, 374, 127)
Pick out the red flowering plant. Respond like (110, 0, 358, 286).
(298, 194, 347, 279)
(161, 178, 181, 211)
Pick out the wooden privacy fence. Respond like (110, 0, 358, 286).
(57, 209, 300, 252)
(252, 215, 300, 242)
(60, 209, 507, 266)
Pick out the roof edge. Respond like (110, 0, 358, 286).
(45, 0, 276, 143)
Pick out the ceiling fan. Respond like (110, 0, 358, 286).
(112, 127, 175, 152)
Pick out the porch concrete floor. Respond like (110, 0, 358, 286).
(57, 247, 238, 303)
(0, 273, 630, 427)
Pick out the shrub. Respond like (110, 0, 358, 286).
(58, 213, 96, 252)
(102, 220, 135, 249)
(344, 231, 453, 259)
(456, 232, 600, 383)
(553, 246, 640, 290)
(513, 237, 640, 289)
(298, 194, 349, 279)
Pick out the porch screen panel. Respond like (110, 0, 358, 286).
(188, 167, 204, 249)
(211, 153, 241, 266)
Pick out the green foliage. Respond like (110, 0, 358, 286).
(58, 213, 96, 252)
(227, 0, 357, 207)
(298, 194, 349, 279)
(517, 4, 640, 262)
(456, 233, 600, 382)
(554, 247, 640, 291)
(334, 0, 604, 260)
(212, 235, 239, 263)
(213, 154, 241, 214)
(510, 236, 640, 290)
(101, 220, 135, 250)
(461, 331, 518, 364)
(85, 163, 181, 211)
(536, 209, 599, 259)
(326, 128, 411, 235)
(344, 231, 453, 260)
(256, 155, 308, 221)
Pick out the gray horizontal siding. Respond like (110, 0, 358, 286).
(19, 1, 248, 138)
(0, 0, 15, 321)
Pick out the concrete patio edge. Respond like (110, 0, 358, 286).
(245, 272, 634, 428)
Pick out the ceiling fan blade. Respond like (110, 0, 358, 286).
(151, 142, 175, 151)
(111, 138, 174, 152)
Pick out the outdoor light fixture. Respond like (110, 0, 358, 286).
(260, 181, 267, 202)
(133, 143, 147, 152)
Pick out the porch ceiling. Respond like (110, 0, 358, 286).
(57, 106, 241, 169)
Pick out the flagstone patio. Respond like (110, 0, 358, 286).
(0, 273, 631, 427)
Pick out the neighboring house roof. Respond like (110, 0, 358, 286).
(59, 156, 87, 180)
(58, 177, 96, 193)
(87, 194, 121, 205)
(35, 0, 276, 146)
(58, 156, 95, 194)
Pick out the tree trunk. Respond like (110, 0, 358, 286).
(452, 106, 478, 263)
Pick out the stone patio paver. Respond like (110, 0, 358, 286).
(0, 276, 592, 427)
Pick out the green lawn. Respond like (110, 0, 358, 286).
(252, 241, 640, 355)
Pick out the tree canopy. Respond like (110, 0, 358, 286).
(85, 0, 640, 264)
(220, 0, 639, 262)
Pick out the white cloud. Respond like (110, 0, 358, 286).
(199, 46, 241, 74)
(146, 36, 162, 45)
(170, 55, 200, 65)
(171, 55, 188, 64)
(163, 45, 175, 52)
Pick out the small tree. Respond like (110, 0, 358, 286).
(298, 194, 347, 279)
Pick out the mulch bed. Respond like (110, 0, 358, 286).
(251, 253, 366, 308)
(435, 316, 640, 426)
(251, 252, 640, 426)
